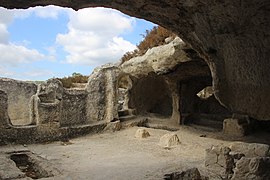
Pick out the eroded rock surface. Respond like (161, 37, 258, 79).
(232, 157, 270, 180)
(0, 78, 37, 125)
(121, 37, 189, 77)
(0, 90, 10, 128)
(205, 144, 270, 179)
(229, 142, 270, 158)
(86, 64, 120, 123)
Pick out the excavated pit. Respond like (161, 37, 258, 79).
(10, 153, 42, 179)
(7, 151, 60, 179)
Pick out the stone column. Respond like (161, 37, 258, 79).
(104, 68, 119, 123)
(0, 90, 11, 128)
(165, 78, 181, 125)
(86, 65, 120, 123)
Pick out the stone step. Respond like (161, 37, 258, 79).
(183, 113, 228, 130)
(118, 109, 136, 117)
(121, 117, 148, 128)
(119, 115, 136, 122)
(145, 122, 180, 131)
(192, 119, 223, 129)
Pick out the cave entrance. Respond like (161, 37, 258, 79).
(129, 75, 173, 118)
(180, 77, 232, 131)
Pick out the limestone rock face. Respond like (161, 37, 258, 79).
(86, 64, 120, 123)
(2, 0, 269, 120)
(231, 157, 270, 180)
(135, 128, 150, 138)
(205, 144, 270, 179)
(37, 78, 63, 103)
(0, 90, 10, 128)
(0, 78, 37, 125)
(229, 142, 270, 158)
(121, 37, 189, 77)
(159, 133, 180, 148)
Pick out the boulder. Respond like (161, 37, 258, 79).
(164, 168, 204, 180)
(223, 117, 250, 137)
(121, 37, 190, 77)
(159, 133, 180, 148)
(104, 121, 122, 132)
(135, 128, 150, 138)
(231, 157, 270, 180)
(205, 146, 234, 178)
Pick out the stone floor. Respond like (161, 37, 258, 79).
(0, 125, 269, 180)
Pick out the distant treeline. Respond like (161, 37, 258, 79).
(58, 72, 88, 88)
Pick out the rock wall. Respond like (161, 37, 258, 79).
(0, 78, 37, 125)
(0, 78, 109, 144)
(86, 64, 120, 123)
(60, 89, 87, 126)
(1, 0, 269, 120)
(0, 90, 10, 128)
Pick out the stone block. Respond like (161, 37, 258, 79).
(223, 118, 250, 137)
(104, 121, 122, 132)
(135, 128, 150, 138)
(159, 133, 180, 147)
(205, 145, 234, 178)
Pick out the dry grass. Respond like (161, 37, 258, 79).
(121, 26, 176, 64)
(58, 73, 88, 88)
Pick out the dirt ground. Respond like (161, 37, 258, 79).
(0, 125, 269, 180)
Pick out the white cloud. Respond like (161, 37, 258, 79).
(13, 5, 70, 20)
(0, 66, 15, 77)
(0, 43, 45, 66)
(0, 7, 14, 44)
(0, 7, 48, 67)
(0, 23, 9, 44)
(22, 69, 54, 78)
(56, 7, 136, 66)
(0, 7, 14, 24)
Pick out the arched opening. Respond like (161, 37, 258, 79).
(117, 74, 133, 111)
(129, 75, 172, 118)
(180, 77, 232, 131)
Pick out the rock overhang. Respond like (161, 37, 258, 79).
(0, 0, 269, 120)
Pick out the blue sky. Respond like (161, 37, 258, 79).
(0, 6, 154, 80)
